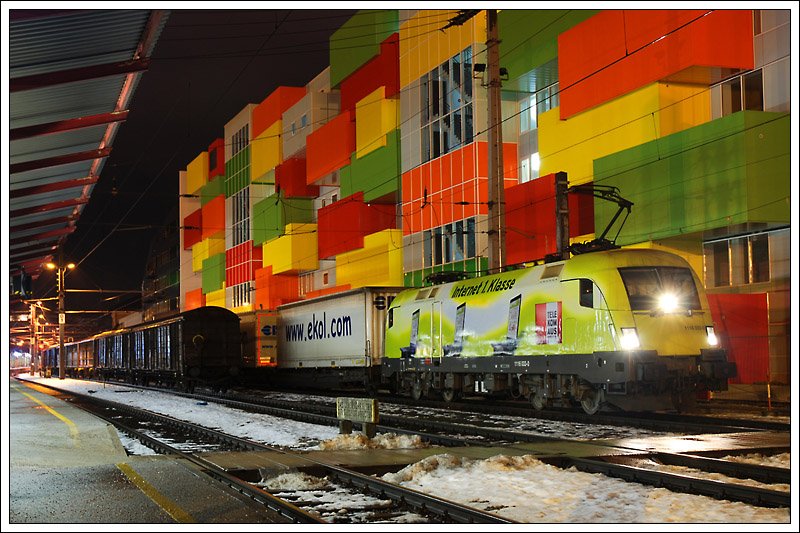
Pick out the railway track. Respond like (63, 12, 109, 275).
(17, 377, 791, 515)
(22, 379, 514, 525)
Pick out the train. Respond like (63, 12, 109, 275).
(40, 306, 242, 392)
(38, 248, 736, 414)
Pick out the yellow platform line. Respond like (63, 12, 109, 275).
(116, 462, 196, 523)
(12, 382, 80, 445)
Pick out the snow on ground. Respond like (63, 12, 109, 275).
(16, 375, 797, 527)
(380, 453, 791, 524)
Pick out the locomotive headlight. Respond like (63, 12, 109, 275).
(706, 326, 719, 347)
(658, 292, 679, 313)
(620, 327, 640, 350)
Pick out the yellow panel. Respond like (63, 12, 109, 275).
(251, 120, 283, 181)
(205, 285, 226, 307)
(336, 229, 403, 288)
(355, 87, 399, 158)
(399, 10, 486, 88)
(186, 152, 209, 195)
(230, 303, 253, 314)
(540, 83, 713, 186)
(657, 83, 710, 137)
(262, 223, 318, 274)
(192, 240, 208, 272)
(207, 234, 226, 256)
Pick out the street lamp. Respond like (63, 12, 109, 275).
(46, 259, 75, 380)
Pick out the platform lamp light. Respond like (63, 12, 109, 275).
(46, 259, 75, 380)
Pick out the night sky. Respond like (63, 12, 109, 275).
(41, 8, 358, 323)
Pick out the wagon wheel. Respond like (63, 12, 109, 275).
(580, 387, 604, 415)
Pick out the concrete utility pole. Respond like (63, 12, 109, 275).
(486, 9, 506, 273)
(58, 250, 66, 380)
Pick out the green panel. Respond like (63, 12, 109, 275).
(593, 111, 790, 245)
(744, 113, 791, 222)
(499, 10, 597, 93)
(201, 253, 226, 294)
(251, 193, 314, 246)
(200, 176, 226, 206)
(343, 129, 400, 202)
(330, 10, 399, 88)
(225, 147, 251, 198)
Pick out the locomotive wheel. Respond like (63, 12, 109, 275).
(580, 388, 604, 415)
(411, 379, 424, 401)
(441, 388, 459, 403)
(530, 389, 548, 411)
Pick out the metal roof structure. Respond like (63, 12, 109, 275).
(8, 9, 169, 347)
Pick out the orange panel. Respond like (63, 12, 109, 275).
(502, 143, 519, 184)
(306, 111, 355, 184)
(623, 10, 707, 52)
(303, 284, 352, 300)
(441, 151, 452, 190)
(559, 10, 753, 118)
(462, 143, 476, 182)
(450, 147, 463, 185)
(430, 158, 442, 196)
(252, 86, 306, 138)
(185, 288, 205, 311)
(402, 169, 413, 204)
(559, 11, 627, 94)
(476, 142, 488, 178)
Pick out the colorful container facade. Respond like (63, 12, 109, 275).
(178, 9, 791, 399)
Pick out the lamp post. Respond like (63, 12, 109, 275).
(46, 257, 75, 380)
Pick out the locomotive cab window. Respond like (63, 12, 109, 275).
(388, 308, 394, 328)
(618, 267, 701, 311)
(579, 278, 593, 308)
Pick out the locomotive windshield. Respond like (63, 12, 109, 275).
(618, 267, 701, 311)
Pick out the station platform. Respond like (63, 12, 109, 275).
(5, 378, 287, 525)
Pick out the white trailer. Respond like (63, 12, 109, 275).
(275, 286, 404, 389)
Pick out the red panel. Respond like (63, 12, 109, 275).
(183, 208, 202, 250)
(252, 86, 306, 138)
(226, 241, 261, 287)
(707, 293, 770, 385)
(339, 33, 400, 115)
(185, 288, 205, 311)
(201, 195, 225, 240)
(275, 157, 319, 198)
(559, 10, 754, 118)
(208, 138, 225, 179)
(306, 111, 356, 184)
(504, 174, 602, 264)
(317, 192, 395, 258)
(462, 143, 476, 182)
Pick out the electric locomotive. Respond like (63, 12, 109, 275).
(382, 248, 736, 413)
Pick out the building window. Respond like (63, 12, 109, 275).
(231, 124, 249, 156)
(232, 187, 250, 246)
(704, 232, 771, 287)
(718, 69, 764, 117)
(420, 46, 474, 163)
(422, 217, 477, 268)
(233, 282, 251, 308)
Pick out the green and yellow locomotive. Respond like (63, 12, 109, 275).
(382, 248, 735, 413)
